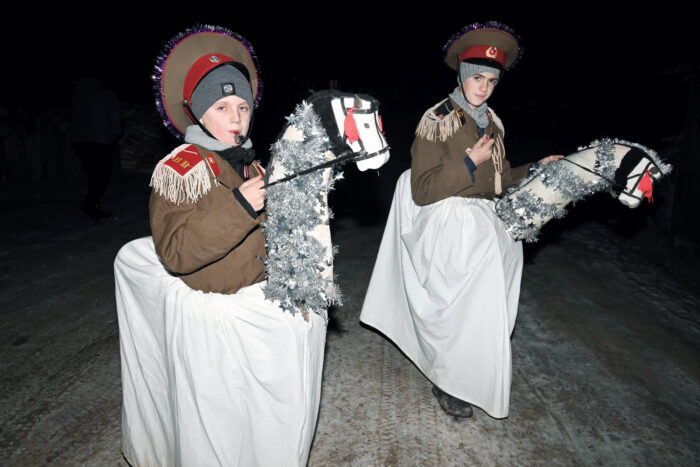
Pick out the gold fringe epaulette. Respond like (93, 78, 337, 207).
(486, 108, 506, 195)
(415, 99, 462, 142)
(488, 108, 505, 135)
(416, 99, 507, 143)
(150, 144, 218, 205)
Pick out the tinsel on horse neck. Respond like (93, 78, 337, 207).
(495, 138, 672, 242)
(262, 91, 389, 319)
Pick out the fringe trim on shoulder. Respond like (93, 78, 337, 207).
(415, 101, 462, 142)
(487, 107, 505, 135)
(150, 144, 213, 205)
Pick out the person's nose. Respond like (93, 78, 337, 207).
(230, 108, 240, 124)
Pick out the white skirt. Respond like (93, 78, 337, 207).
(115, 237, 326, 466)
(360, 170, 522, 418)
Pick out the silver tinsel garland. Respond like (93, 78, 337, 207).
(263, 102, 343, 319)
(495, 138, 668, 242)
(543, 138, 617, 198)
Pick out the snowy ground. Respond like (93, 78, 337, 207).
(1, 162, 699, 465)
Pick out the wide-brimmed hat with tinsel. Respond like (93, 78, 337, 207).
(443, 21, 523, 71)
(153, 24, 262, 139)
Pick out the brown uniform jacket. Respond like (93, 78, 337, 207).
(411, 98, 530, 206)
(149, 144, 266, 294)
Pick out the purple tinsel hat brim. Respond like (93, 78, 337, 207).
(152, 24, 263, 140)
(443, 21, 523, 71)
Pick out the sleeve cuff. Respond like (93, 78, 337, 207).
(463, 156, 477, 183)
(233, 188, 259, 219)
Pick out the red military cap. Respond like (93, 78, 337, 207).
(444, 21, 523, 71)
(153, 25, 262, 139)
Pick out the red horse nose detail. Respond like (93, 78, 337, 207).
(638, 170, 654, 202)
(344, 108, 360, 144)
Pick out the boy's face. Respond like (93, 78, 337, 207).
(461, 71, 499, 109)
(200, 95, 251, 146)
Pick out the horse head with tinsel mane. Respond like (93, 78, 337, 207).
(264, 90, 390, 319)
(495, 138, 672, 242)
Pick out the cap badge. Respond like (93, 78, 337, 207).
(222, 83, 235, 95)
(486, 47, 498, 59)
(209, 55, 221, 63)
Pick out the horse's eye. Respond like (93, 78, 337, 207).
(364, 123, 370, 128)
(650, 167, 659, 175)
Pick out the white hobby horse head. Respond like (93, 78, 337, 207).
(612, 143, 667, 208)
(495, 138, 672, 242)
(307, 90, 390, 171)
(264, 90, 389, 319)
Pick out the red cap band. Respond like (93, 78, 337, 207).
(183, 53, 236, 104)
(459, 45, 506, 67)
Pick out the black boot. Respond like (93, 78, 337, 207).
(432, 385, 473, 418)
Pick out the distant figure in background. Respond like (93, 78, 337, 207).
(69, 77, 121, 221)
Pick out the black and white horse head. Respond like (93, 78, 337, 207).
(612, 144, 666, 208)
(495, 138, 672, 242)
(264, 90, 389, 319)
(305, 89, 390, 171)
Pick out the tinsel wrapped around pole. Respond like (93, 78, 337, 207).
(263, 102, 343, 320)
(495, 138, 672, 242)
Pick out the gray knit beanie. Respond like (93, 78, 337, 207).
(190, 64, 253, 120)
(449, 61, 503, 128)
(459, 61, 501, 82)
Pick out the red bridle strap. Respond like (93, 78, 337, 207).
(344, 108, 360, 144)
(637, 170, 654, 202)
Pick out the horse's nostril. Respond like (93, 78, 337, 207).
(364, 123, 370, 128)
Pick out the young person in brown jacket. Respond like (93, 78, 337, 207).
(411, 24, 560, 204)
(149, 26, 267, 295)
(361, 22, 560, 420)
(116, 26, 332, 466)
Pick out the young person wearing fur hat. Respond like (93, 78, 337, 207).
(149, 25, 266, 295)
(411, 23, 560, 204)
(361, 22, 560, 420)
(118, 27, 330, 467)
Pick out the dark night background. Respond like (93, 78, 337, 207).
(1, 4, 698, 253)
(3, 5, 695, 151)
(2, 6, 700, 464)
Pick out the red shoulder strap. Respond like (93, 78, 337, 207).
(163, 144, 204, 176)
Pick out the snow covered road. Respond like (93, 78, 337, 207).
(1, 172, 698, 466)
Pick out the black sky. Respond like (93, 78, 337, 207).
(3, 4, 697, 156)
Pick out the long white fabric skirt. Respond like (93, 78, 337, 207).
(115, 237, 326, 466)
(360, 170, 522, 418)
